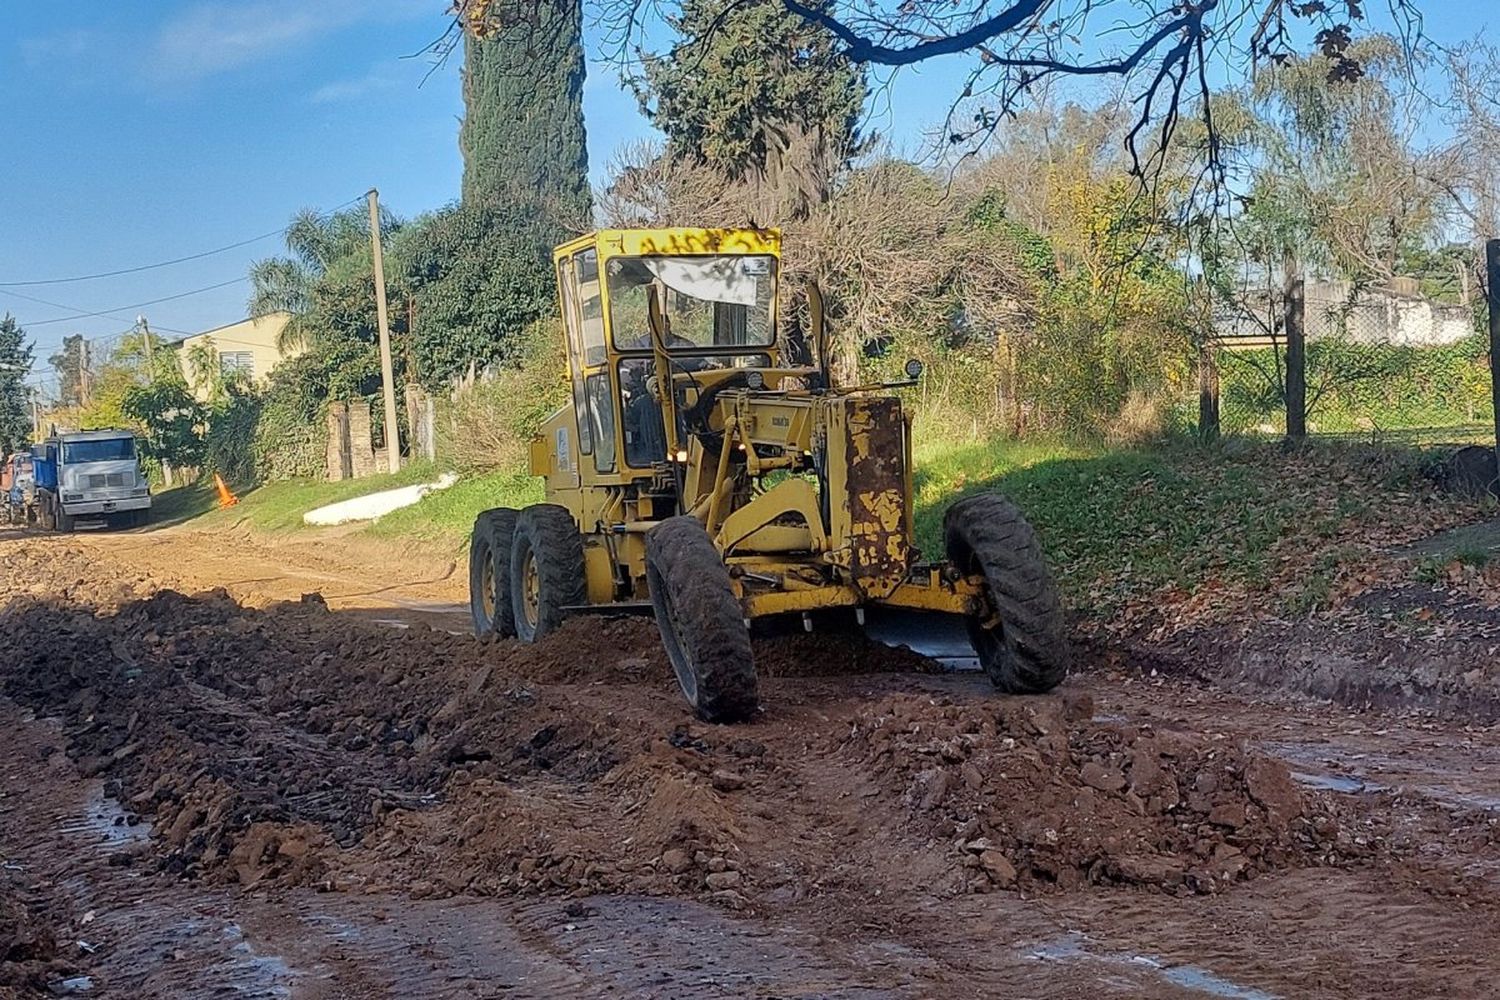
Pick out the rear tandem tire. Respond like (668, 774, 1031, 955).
(469, 508, 519, 638)
(646, 516, 758, 723)
(509, 504, 586, 643)
(944, 492, 1069, 694)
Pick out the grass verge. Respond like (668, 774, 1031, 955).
(151, 432, 1487, 629)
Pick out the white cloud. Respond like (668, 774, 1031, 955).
(147, 0, 430, 84)
(310, 67, 401, 104)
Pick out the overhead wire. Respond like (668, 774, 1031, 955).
(3, 278, 250, 328)
(0, 193, 366, 288)
(0, 191, 367, 332)
(2, 192, 364, 393)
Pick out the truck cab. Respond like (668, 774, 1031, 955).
(34, 430, 151, 532)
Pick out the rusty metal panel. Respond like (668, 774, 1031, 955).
(842, 397, 910, 599)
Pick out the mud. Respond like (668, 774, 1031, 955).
(0, 542, 1360, 908)
(3, 530, 1500, 996)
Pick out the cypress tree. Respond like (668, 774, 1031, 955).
(0, 315, 34, 453)
(459, 0, 592, 244)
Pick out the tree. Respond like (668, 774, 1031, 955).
(459, 0, 591, 242)
(392, 203, 555, 389)
(451, 0, 1424, 172)
(0, 316, 34, 453)
(122, 379, 208, 473)
(49, 334, 86, 409)
(636, 0, 866, 217)
(1240, 37, 1440, 284)
(249, 206, 399, 352)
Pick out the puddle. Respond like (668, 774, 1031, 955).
(1029, 931, 1280, 999)
(57, 782, 152, 849)
(1267, 740, 1500, 812)
(214, 923, 295, 999)
(1290, 770, 1381, 794)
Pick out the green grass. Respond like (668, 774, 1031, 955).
(150, 462, 444, 534)
(368, 468, 543, 550)
(150, 428, 1472, 624)
(911, 434, 1462, 619)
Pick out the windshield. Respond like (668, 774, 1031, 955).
(62, 438, 136, 464)
(608, 254, 776, 352)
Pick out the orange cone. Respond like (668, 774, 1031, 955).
(213, 473, 239, 509)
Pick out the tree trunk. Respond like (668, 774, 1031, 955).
(1283, 256, 1307, 442)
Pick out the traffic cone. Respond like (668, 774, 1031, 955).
(213, 473, 239, 509)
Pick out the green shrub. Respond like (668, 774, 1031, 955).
(436, 319, 568, 471)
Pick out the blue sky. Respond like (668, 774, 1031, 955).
(0, 1, 1487, 390)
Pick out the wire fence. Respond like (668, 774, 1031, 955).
(1198, 279, 1495, 446)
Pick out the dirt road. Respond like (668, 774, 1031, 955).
(2, 522, 1498, 998)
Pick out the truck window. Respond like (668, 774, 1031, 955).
(62, 438, 136, 463)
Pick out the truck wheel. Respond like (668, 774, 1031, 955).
(945, 493, 1069, 693)
(469, 508, 519, 638)
(646, 516, 758, 723)
(55, 506, 75, 533)
(509, 504, 585, 643)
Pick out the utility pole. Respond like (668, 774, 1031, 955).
(80, 338, 92, 407)
(367, 188, 402, 474)
(30, 388, 41, 442)
(138, 315, 156, 384)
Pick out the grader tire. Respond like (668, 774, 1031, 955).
(509, 504, 586, 643)
(944, 492, 1069, 694)
(646, 516, 758, 723)
(469, 508, 518, 638)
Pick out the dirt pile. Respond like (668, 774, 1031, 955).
(0, 544, 678, 887)
(836, 692, 1351, 895)
(0, 870, 78, 996)
(0, 540, 1382, 916)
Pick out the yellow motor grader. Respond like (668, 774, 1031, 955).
(469, 227, 1067, 722)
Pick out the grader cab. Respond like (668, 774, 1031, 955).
(469, 227, 1068, 722)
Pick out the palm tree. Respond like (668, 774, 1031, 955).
(248, 206, 402, 353)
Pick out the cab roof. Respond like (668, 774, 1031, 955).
(52, 429, 137, 442)
(554, 227, 781, 262)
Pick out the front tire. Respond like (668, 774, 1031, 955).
(646, 516, 758, 723)
(945, 493, 1068, 693)
(509, 504, 585, 643)
(469, 508, 519, 637)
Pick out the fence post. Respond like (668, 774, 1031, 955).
(1487, 240, 1500, 476)
(1284, 268, 1307, 441)
(1198, 338, 1220, 441)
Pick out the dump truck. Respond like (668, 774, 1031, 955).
(2, 451, 37, 526)
(33, 429, 151, 532)
(469, 228, 1067, 721)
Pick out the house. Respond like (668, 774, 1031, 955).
(1214, 278, 1474, 350)
(168, 312, 302, 400)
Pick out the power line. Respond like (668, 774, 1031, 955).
(0, 193, 366, 288)
(0, 287, 193, 335)
(2, 278, 249, 328)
